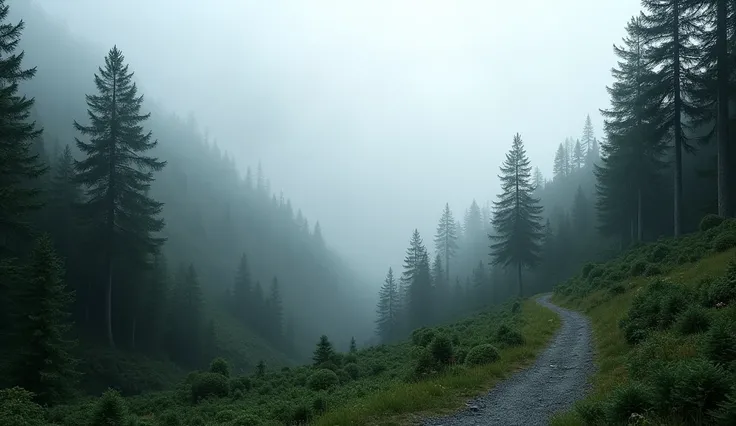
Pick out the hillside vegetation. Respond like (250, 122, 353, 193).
(551, 217, 736, 425)
(0, 299, 559, 426)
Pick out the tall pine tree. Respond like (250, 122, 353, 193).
(490, 134, 544, 297)
(433, 203, 458, 282)
(375, 267, 398, 343)
(74, 46, 167, 347)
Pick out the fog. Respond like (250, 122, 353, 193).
(35, 0, 640, 283)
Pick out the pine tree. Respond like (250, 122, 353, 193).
(349, 336, 357, 353)
(0, 0, 46, 253)
(375, 267, 398, 342)
(640, 0, 701, 236)
(533, 167, 545, 192)
(74, 46, 166, 348)
(166, 263, 203, 367)
(434, 203, 458, 282)
(573, 140, 584, 170)
(312, 335, 334, 366)
(581, 114, 595, 156)
(267, 277, 283, 346)
(490, 133, 544, 297)
(597, 16, 668, 244)
(402, 230, 432, 329)
(313, 221, 324, 247)
(10, 235, 78, 404)
(471, 260, 489, 306)
(431, 253, 448, 322)
(232, 253, 251, 322)
(553, 143, 567, 180)
(564, 138, 573, 175)
(572, 185, 592, 238)
(46, 145, 79, 257)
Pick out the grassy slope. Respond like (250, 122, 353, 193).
(549, 218, 736, 425)
(37, 298, 560, 426)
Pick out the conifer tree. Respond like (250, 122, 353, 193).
(252, 281, 264, 334)
(313, 221, 324, 247)
(74, 46, 166, 348)
(581, 114, 595, 156)
(573, 140, 584, 170)
(268, 277, 283, 345)
(10, 235, 78, 404)
(471, 260, 489, 306)
(232, 253, 251, 322)
(553, 144, 567, 180)
(572, 185, 592, 238)
(490, 134, 544, 297)
(597, 16, 668, 244)
(349, 336, 357, 353)
(533, 167, 545, 192)
(402, 230, 432, 329)
(312, 335, 334, 366)
(640, 0, 701, 236)
(375, 267, 398, 342)
(166, 263, 203, 367)
(46, 145, 79, 257)
(0, 0, 46, 253)
(433, 203, 458, 282)
(431, 253, 448, 321)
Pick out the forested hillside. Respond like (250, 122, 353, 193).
(0, 0, 374, 396)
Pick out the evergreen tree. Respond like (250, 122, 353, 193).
(433, 203, 458, 282)
(402, 230, 432, 330)
(313, 221, 325, 247)
(375, 267, 398, 343)
(166, 263, 203, 367)
(640, 0, 701, 236)
(572, 185, 592, 239)
(533, 167, 545, 192)
(284, 316, 296, 356)
(349, 336, 357, 353)
(0, 0, 46, 253)
(252, 281, 264, 334)
(573, 140, 584, 170)
(597, 16, 668, 244)
(312, 335, 334, 366)
(74, 46, 166, 348)
(490, 133, 544, 297)
(232, 253, 252, 323)
(431, 253, 448, 321)
(267, 277, 283, 346)
(45, 145, 79, 257)
(564, 138, 573, 175)
(10, 235, 78, 404)
(471, 260, 489, 307)
(553, 143, 567, 180)
(581, 114, 595, 156)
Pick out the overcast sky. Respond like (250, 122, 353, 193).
(34, 0, 642, 282)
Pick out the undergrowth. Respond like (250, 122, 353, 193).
(1, 298, 560, 426)
(551, 216, 736, 426)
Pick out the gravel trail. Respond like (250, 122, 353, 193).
(421, 294, 594, 426)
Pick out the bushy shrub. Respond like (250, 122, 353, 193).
(0, 387, 46, 426)
(429, 334, 454, 365)
(511, 300, 522, 314)
(703, 318, 736, 366)
(191, 372, 229, 402)
(644, 264, 662, 276)
(229, 412, 262, 426)
(713, 232, 736, 252)
(412, 346, 439, 377)
(609, 284, 626, 296)
(290, 404, 312, 424)
(605, 382, 654, 424)
(629, 260, 647, 277)
(620, 281, 689, 344)
(411, 327, 436, 347)
(650, 358, 730, 417)
(574, 399, 606, 426)
(312, 395, 328, 414)
(343, 362, 360, 380)
(229, 376, 251, 393)
(675, 305, 711, 335)
(648, 244, 670, 263)
(495, 324, 525, 347)
(711, 390, 736, 425)
(209, 357, 230, 378)
(581, 262, 596, 279)
(465, 344, 500, 366)
(701, 264, 736, 307)
(307, 369, 338, 391)
(92, 388, 129, 426)
(627, 332, 699, 377)
(454, 348, 468, 364)
(158, 410, 182, 426)
(700, 214, 725, 232)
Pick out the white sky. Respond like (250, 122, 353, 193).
(34, 0, 642, 283)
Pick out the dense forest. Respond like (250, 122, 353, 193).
(0, 0, 376, 398)
(374, 0, 735, 343)
(1, 0, 736, 423)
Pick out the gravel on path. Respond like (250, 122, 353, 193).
(420, 294, 595, 426)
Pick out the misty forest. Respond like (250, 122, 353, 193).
(1, 0, 736, 425)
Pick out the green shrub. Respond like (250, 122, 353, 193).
(711, 390, 736, 425)
(307, 369, 339, 391)
(701, 264, 736, 307)
(429, 334, 454, 365)
(454, 348, 468, 364)
(704, 318, 736, 366)
(700, 214, 725, 232)
(511, 300, 522, 314)
(465, 344, 500, 366)
(581, 262, 596, 279)
(675, 305, 711, 335)
(312, 395, 328, 414)
(644, 264, 662, 276)
(495, 324, 525, 347)
(412, 346, 439, 377)
(629, 260, 647, 277)
(290, 404, 312, 424)
(609, 284, 626, 295)
(648, 244, 670, 263)
(209, 357, 230, 378)
(713, 232, 736, 252)
(411, 327, 437, 347)
(191, 372, 229, 402)
(158, 410, 182, 426)
(229, 412, 262, 426)
(620, 280, 689, 344)
(343, 362, 360, 379)
(92, 388, 129, 426)
(650, 358, 731, 418)
(229, 376, 251, 393)
(0, 387, 46, 426)
(605, 382, 654, 424)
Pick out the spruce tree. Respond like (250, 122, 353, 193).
(402, 230, 432, 329)
(490, 133, 544, 297)
(166, 263, 203, 367)
(597, 16, 668, 244)
(267, 277, 283, 346)
(553, 144, 567, 180)
(0, 0, 46, 253)
(349, 336, 357, 353)
(433, 203, 458, 282)
(431, 253, 448, 322)
(74, 46, 166, 348)
(10, 235, 78, 404)
(232, 253, 252, 323)
(313, 335, 334, 366)
(375, 267, 398, 343)
(640, 0, 701, 236)
(581, 114, 595, 156)
(573, 140, 584, 170)
(46, 145, 79, 256)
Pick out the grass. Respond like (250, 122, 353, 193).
(6, 297, 562, 426)
(548, 217, 736, 426)
(314, 298, 559, 425)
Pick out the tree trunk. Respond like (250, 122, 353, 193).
(717, 0, 730, 217)
(673, 1, 683, 237)
(517, 262, 523, 298)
